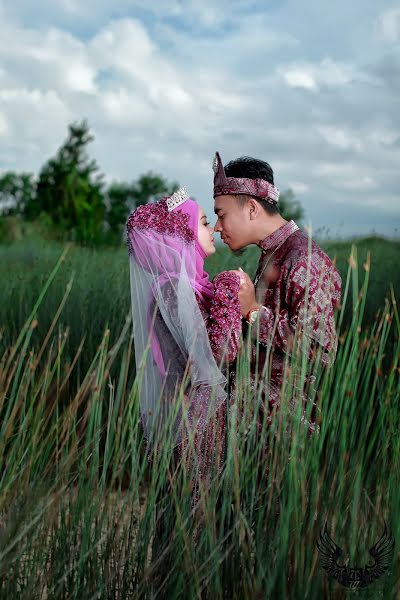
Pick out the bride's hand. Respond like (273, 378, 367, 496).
(226, 268, 246, 284)
(235, 269, 258, 317)
(224, 269, 258, 316)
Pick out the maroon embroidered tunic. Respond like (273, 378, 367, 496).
(198, 271, 242, 363)
(174, 271, 242, 505)
(241, 220, 341, 435)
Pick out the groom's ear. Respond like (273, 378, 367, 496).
(248, 198, 260, 220)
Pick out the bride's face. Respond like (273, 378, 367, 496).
(197, 207, 216, 256)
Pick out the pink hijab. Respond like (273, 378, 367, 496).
(179, 198, 214, 308)
(128, 197, 214, 376)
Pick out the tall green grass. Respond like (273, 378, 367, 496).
(0, 241, 399, 598)
(1, 236, 399, 390)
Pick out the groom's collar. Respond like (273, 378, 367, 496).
(258, 220, 299, 252)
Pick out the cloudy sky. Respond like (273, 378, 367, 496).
(0, 0, 399, 237)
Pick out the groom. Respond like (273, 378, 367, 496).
(212, 152, 342, 434)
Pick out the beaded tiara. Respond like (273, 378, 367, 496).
(166, 186, 189, 211)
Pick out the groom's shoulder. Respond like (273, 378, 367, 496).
(285, 229, 336, 272)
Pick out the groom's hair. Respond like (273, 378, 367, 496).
(224, 156, 279, 216)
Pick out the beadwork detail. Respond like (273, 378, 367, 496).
(197, 271, 242, 364)
(126, 197, 195, 251)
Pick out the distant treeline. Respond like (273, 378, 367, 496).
(0, 121, 304, 246)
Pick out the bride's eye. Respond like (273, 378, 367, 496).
(204, 221, 210, 226)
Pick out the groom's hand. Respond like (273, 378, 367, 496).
(229, 269, 259, 317)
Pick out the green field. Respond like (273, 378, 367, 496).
(0, 236, 399, 598)
(1, 236, 399, 383)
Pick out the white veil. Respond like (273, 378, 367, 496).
(127, 199, 227, 450)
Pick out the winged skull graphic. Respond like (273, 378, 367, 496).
(317, 520, 395, 589)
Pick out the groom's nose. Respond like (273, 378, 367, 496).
(213, 220, 222, 233)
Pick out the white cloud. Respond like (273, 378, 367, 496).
(362, 192, 399, 213)
(90, 19, 157, 75)
(280, 58, 355, 91)
(0, 21, 97, 94)
(368, 129, 400, 146)
(313, 162, 380, 193)
(0, 14, 249, 149)
(337, 176, 376, 191)
(61, 0, 81, 13)
(0, 111, 9, 136)
(314, 162, 359, 178)
(5, 0, 270, 33)
(289, 181, 309, 194)
(99, 90, 154, 125)
(283, 69, 317, 91)
(0, 1, 398, 235)
(379, 7, 400, 43)
(317, 126, 363, 151)
(0, 88, 71, 138)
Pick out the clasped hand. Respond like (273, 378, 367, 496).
(228, 268, 260, 318)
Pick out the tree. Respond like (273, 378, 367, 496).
(0, 172, 36, 217)
(131, 173, 179, 207)
(278, 188, 305, 224)
(106, 183, 136, 232)
(26, 121, 106, 244)
(1, 119, 182, 245)
(104, 182, 136, 243)
(104, 173, 179, 243)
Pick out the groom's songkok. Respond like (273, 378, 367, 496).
(213, 151, 280, 204)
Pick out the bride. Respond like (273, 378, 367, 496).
(127, 186, 242, 502)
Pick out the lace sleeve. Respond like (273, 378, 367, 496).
(206, 271, 242, 364)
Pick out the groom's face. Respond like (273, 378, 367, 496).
(214, 195, 249, 251)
